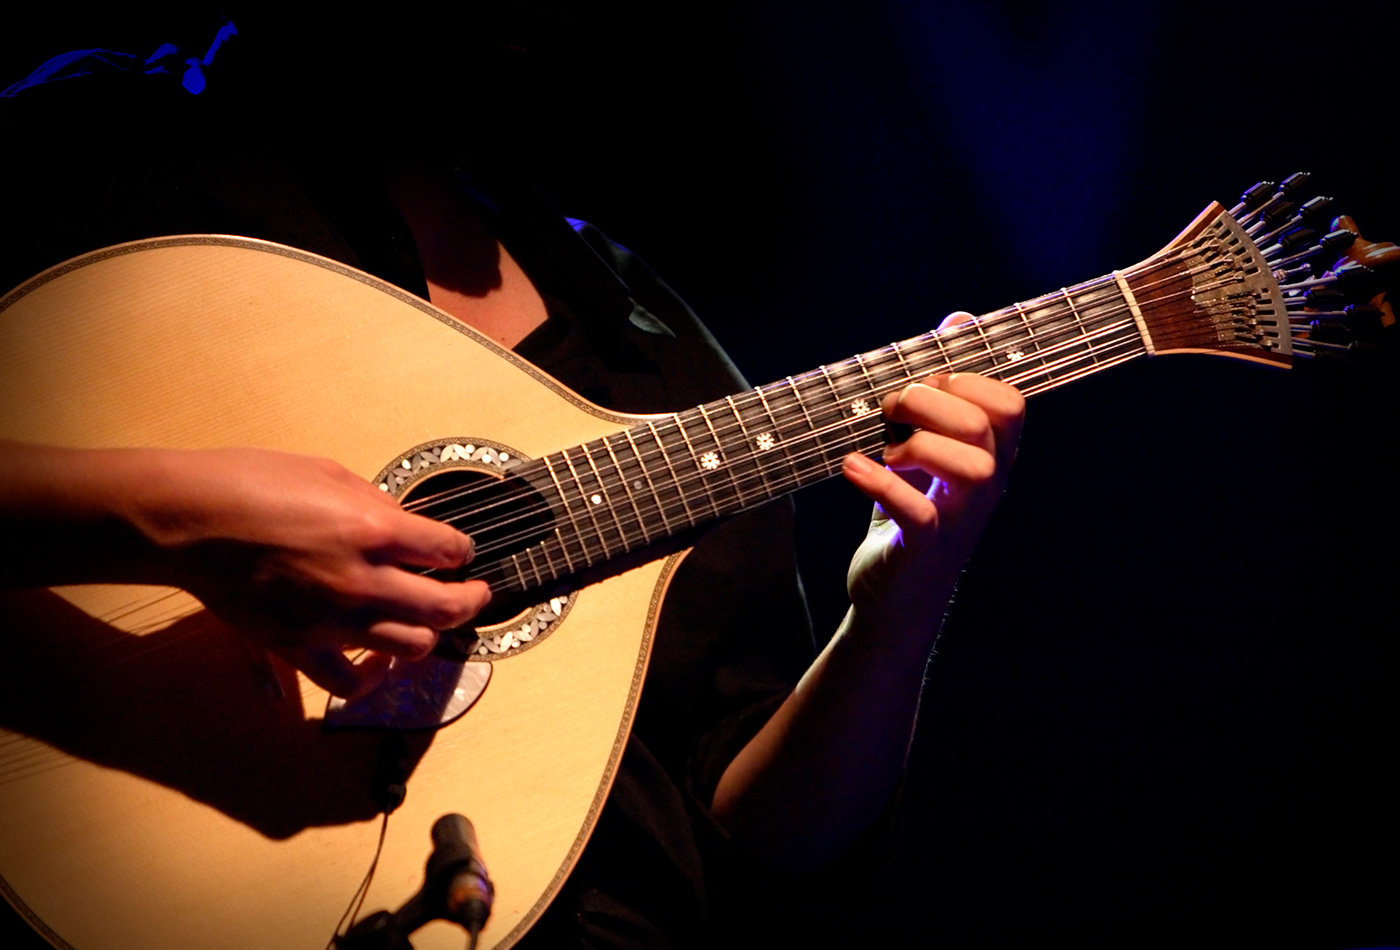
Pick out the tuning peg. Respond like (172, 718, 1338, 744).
(1270, 228, 1358, 271)
(1297, 338, 1387, 362)
(1279, 226, 1319, 252)
(1303, 304, 1386, 338)
(1330, 259, 1394, 300)
(1242, 173, 1312, 233)
(1255, 201, 1305, 235)
(1297, 196, 1335, 227)
(1298, 286, 1348, 310)
(1230, 180, 1275, 218)
(1253, 196, 1336, 249)
(1279, 172, 1312, 197)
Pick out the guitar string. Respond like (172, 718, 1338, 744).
(330, 230, 1282, 584)
(449, 323, 1149, 569)
(396, 249, 1215, 553)
(393, 246, 1204, 530)
(401, 319, 1144, 570)
(391, 266, 1139, 517)
(392, 302, 1143, 543)
(403, 239, 1229, 531)
(405, 276, 1198, 569)
(444, 232, 1259, 560)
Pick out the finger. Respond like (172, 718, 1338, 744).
(842, 452, 938, 534)
(371, 512, 476, 570)
(883, 381, 996, 454)
(937, 310, 975, 330)
(281, 645, 393, 699)
(362, 620, 439, 660)
(937, 373, 1025, 466)
(884, 429, 996, 484)
(356, 570, 493, 630)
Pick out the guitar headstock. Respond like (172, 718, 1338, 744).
(1233, 175, 1396, 362)
(1131, 174, 1397, 365)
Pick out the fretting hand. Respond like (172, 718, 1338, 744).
(839, 313, 1025, 636)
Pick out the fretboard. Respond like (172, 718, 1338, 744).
(487, 270, 1149, 594)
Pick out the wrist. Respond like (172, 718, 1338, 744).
(839, 583, 951, 661)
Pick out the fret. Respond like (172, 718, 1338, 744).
(852, 351, 877, 400)
(1012, 301, 1033, 336)
(784, 374, 820, 438)
(854, 346, 904, 402)
(645, 419, 699, 526)
(931, 323, 971, 374)
(1010, 295, 1077, 383)
(620, 427, 673, 536)
(820, 363, 872, 420)
(524, 545, 547, 587)
(724, 393, 778, 498)
(574, 443, 631, 555)
(503, 551, 530, 591)
(539, 456, 588, 572)
(751, 386, 792, 459)
(557, 447, 615, 563)
(1008, 302, 1039, 371)
(804, 367, 854, 469)
(1005, 332, 1110, 385)
(815, 364, 853, 462)
(889, 339, 916, 384)
(890, 339, 912, 380)
(972, 307, 1027, 374)
(818, 362, 879, 460)
(695, 402, 749, 509)
(533, 533, 569, 580)
(930, 329, 954, 374)
(968, 317, 997, 374)
(673, 410, 725, 518)
(1060, 286, 1101, 368)
(778, 377, 817, 484)
(598, 433, 653, 545)
(557, 447, 611, 561)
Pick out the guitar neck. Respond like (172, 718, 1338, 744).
(477, 269, 1149, 595)
(472, 197, 1303, 595)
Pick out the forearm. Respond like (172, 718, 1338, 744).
(0, 442, 180, 589)
(713, 368, 1024, 870)
(0, 440, 489, 697)
(710, 581, 952, 870)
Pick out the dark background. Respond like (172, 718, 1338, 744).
(3, 2, 1396, 946)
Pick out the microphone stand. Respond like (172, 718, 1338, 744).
(336, 814, 494, 950)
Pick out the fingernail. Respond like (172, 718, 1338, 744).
(843, 453, 877, 476)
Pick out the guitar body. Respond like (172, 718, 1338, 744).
(0, 237, 680, 950)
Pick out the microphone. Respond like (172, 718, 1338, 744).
(428, 814, 494, 936)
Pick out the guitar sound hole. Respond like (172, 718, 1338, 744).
(399, 466, 573, 649)
(401, 467, 552, 581)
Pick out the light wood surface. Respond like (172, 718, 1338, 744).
(0, 237, 681, 950)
